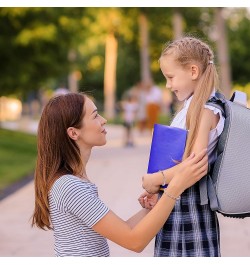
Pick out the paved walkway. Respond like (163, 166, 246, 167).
(1, 119, 250, 257)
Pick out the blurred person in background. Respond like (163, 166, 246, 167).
(134, 81, 148, 134)
(120, 91, 138, 147)
(145, 80, 163, 130)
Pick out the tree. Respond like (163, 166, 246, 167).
(104, 32, 118, 119)
(214, 7, 232, 98)
(1, 7, 249, 106)
(138, 10, 152, 84)
(173, 8, 183, 39)
(227, 8, 250, 86)
(0, 8, 73, 96)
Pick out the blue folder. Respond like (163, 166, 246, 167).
(147, 124, 188, 174)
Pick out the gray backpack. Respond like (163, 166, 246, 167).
(199, 90, 250, 218)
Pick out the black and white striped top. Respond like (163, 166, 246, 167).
(49, 174, 110, 256)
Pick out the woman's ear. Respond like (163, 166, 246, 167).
(67, 127, 79, 141)
(191, 64, 199, 80)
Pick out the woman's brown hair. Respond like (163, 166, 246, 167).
(32, 92, 86, 230)
(160, 36, 219, 159)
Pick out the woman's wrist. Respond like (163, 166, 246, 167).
(164, 184, 183, 199)
(163, 188, 181, 201)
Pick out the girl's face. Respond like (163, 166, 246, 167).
(160, 55, 198, 101)
(77, 97, 107, 148)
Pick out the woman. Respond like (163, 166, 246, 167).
(32, 92, 208, 257)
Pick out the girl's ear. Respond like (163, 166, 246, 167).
(191, 64, 199, 80)
(67, 127, 79, 141)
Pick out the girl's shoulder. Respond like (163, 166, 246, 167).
(203, 104, 225, 133)
(204, 104, 224, 117)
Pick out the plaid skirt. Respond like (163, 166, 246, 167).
(154, 182, 221, 257)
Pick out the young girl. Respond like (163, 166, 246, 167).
(31, 92, 208, 257)
(140, 36, 225, 257)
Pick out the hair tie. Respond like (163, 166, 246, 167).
(208, 60, 214, 64)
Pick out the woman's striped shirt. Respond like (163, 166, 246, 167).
(49, 174, 110, 256)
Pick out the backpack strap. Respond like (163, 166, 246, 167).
(207, 174, 220, 210)
(199, 167, 220, 208)
(199, 92, 226, 206)
(199, 174, 209, 205)
(206, 92, 226, 117)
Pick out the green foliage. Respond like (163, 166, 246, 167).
(0, 7, 72, 96)
(1, 7, 250, 104)
(233, 83, 250, 100)
(0, 129, 37, 191)
(227, 8, 250, 85)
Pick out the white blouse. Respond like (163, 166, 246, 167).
(170, 92, 225, 164)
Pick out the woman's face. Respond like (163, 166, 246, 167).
(77, 96, 107, 148)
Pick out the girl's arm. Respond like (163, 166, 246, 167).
(92, 149, 208, 253)
(191, 108, 219, 153)
(142, 108, 219, 194)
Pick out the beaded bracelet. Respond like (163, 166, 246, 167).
(163, 189, 181, 201)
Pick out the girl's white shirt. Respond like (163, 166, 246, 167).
(170, 92, 225, 164)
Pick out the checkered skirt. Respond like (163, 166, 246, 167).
(154, 182, 220, 257)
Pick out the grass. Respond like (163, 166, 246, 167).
(0, 128, 37, 192)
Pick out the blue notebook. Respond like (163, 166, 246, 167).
(147, 124, 188, 174)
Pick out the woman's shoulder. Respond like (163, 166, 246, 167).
(54, 174, 84, 184)
(52, 175, 92, 193)
(50, 175, 97, 206)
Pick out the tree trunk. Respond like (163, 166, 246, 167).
(172, 8, 183, 40)
(138, 12, 152, 84)
(215, 7, 232, 99)
(104, 32, 118, 120)
(68, 49, 78, 92)
(68, 72, 78, 93)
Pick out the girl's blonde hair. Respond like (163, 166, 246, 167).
(161, 36, 219, 159)
(32, 93, 86, 230)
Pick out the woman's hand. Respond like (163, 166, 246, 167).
(141, 172, 161, 194)
(138, 191, 159, 210)
(169, 148, 208, 194)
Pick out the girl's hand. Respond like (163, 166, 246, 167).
(141, 172, 161, 194)
(138, 191, 159, 210)
(169, 148, 208, 193)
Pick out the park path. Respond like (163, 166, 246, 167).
(0, 120, 250, 257)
